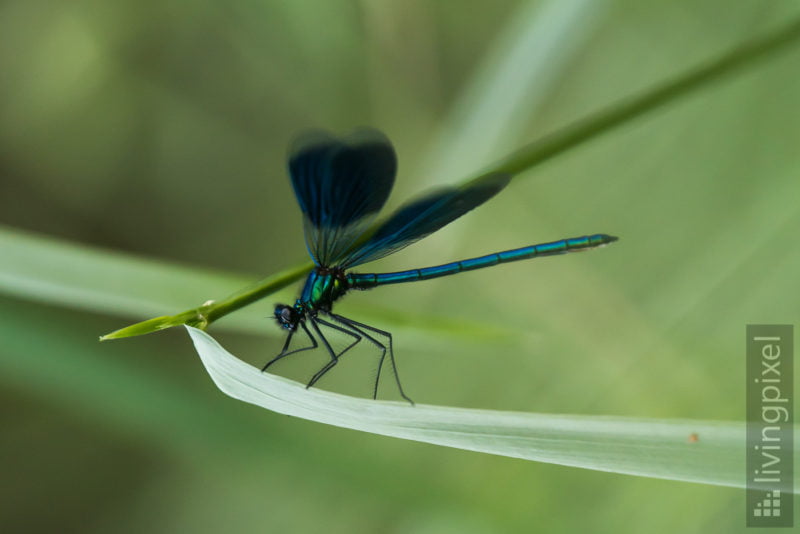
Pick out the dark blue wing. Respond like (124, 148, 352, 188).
(339, 172, 511, 268)
(288, 129, 396, 265)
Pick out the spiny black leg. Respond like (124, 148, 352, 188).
(261, 321, 317, 372)
(309, 316, 362, 386)
(306, 317, 361, 389)
(333, 320, 386, 400)
(330, 313, 414, 405)
(315, 317, 362, 359)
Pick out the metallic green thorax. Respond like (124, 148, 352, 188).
(296, 268, 350, 313)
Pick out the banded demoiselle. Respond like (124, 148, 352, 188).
(262, 129, 617, 403)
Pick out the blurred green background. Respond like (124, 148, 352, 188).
(2, 0, 799, 532)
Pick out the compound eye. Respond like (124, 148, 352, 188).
(274, 304, 297, 329)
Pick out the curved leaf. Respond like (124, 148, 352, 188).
(187, 326, 752, 489)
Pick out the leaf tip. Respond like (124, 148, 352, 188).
(100, 315, 184, 340)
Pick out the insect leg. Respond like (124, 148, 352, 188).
(315, 316, 362, 360)
(329, 313, 413, 405)
(261, 321, 317, 372)
(306, 316, 361, 389)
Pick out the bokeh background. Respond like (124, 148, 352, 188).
(2, 0, 799, 532)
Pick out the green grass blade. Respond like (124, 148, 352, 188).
(0, 225, 308, 337)
(188, 326, 751, 489)
(100, 262, 312, 339)
(0, 225, 250, 316)
(486, 16, 800, 177)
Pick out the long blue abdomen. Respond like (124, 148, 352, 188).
(347, 234, 617, 289)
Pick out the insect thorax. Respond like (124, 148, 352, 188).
(298, 267, 350, 312)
